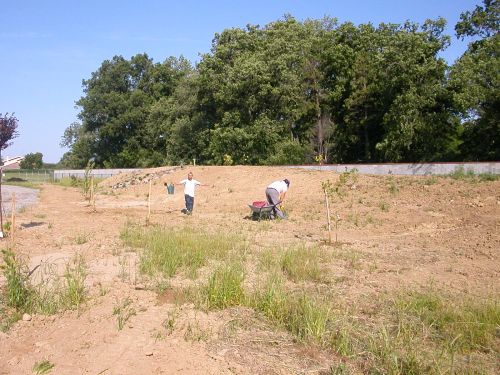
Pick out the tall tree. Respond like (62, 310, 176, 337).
(0, 113, 19, 237)
(450, 0, 499, 160)
(62, 54, 193, 167)
(341, 20, 457, 162)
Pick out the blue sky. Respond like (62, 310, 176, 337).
(1, 0, 482, 163)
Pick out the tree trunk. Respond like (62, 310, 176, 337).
(0, 150, 3, 237)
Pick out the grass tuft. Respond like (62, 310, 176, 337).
(121, 224, 246, 279)
(280, 244, 327, 283)
(113, 297, 136, 330)
(1, 249, 34, 311)
(204, 263, 245, 310)
(33, 360, 55, 374)
(0, 250, 87, 326)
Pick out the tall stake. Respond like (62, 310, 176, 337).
(147, 180, 152, 225)
(0, 167, 3, 238)
(11, 193, 16, 244)
(90, 175, 96, 212)
(324, 188, 332, 244)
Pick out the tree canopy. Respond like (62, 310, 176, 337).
(61, 1, 499, 168)
(20, 152, 44, 169)
(0, 113, 19, 155)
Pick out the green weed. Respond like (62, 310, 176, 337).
(386, 176, 399, 195)
(74, 232, 89, 245)
(258, 248, 278, 272)
(61, 255, 87, 309)
(423, 175, 439, 185)
(1, 249, 33, 311)
(393, 290, 500, 353)
(184, 320, 211, 342)
(120, 221, 146, 248)
(379, 201, 390, 212)
(113, 297, 136, 330)
(477, 173, 499, 181)
(250, 275, 332, 346)
(33, 360, 54, 374)
(0, 251, 87, 322)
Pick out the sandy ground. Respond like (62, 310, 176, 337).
(0, 166, 498, 374)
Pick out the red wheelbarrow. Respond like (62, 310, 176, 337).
(248, 201, 280, 220)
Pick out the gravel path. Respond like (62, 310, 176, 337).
(1, 185, 39, 214)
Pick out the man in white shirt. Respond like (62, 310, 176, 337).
(177, 172, 204, 215)
(265, 178, 290, 219)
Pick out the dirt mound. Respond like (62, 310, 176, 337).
(5, 177, 27, 182)
(102, 166, 181, 189)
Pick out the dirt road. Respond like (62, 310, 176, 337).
(0, 185, 39, 214)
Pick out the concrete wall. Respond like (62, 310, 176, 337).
(53, 162, 499, 180)
(53, 168, 142, 180)
(286, 162, 499, 176)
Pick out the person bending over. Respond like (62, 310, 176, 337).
(265, 178, 290, 219)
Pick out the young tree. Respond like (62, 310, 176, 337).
(0, 113, 19, 237)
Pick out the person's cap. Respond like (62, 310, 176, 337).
(284, 178, 290, 187)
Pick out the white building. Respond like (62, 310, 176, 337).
(1, 156, 24, 170)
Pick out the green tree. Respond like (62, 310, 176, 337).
(20, 152, 43, 169)
(450, 0, 499, 160)
(335, 20, 459, 162)
(61, 54, 193, 167)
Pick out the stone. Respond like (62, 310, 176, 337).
(22, 313, 32, 321)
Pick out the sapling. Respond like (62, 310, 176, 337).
(322, 169, 358, 244)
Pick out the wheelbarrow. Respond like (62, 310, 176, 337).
(248, 201, 280, 221)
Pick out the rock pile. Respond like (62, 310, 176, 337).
(109, 167, 181, 189)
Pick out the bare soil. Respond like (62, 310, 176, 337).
(0, 166, 498, 374)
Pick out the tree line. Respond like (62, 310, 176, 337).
(60, 1, 499, 168)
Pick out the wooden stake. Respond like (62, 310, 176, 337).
(90, 176, 96, 212)
(147, 180, 152, 225)
(324, 189, 332, 244)
(11, 193, 16, 244)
